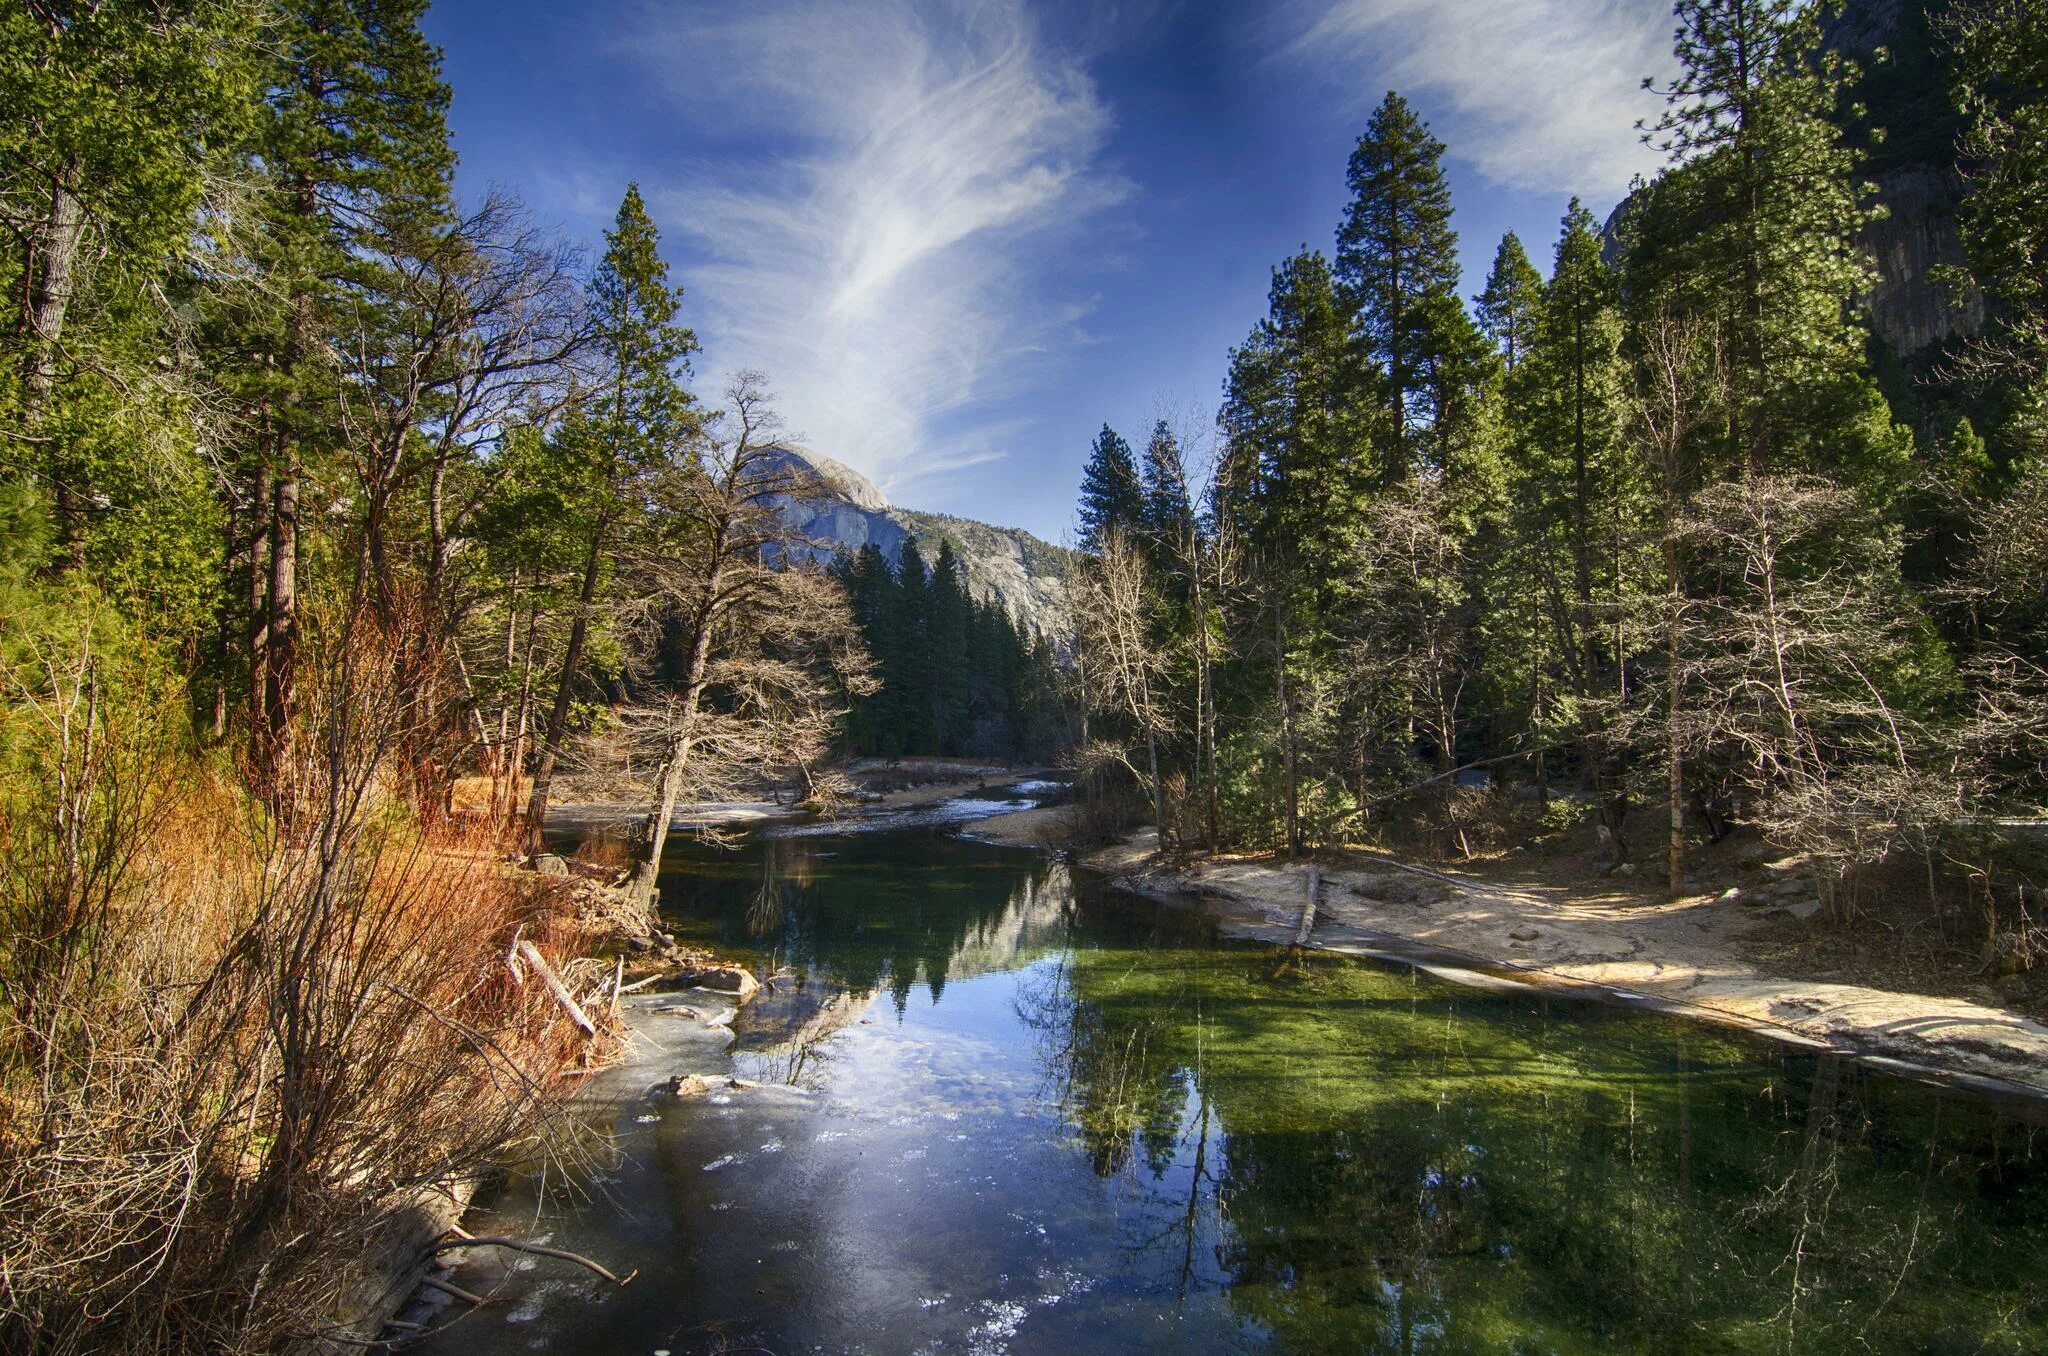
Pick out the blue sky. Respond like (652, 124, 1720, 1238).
(422, 0, 1677, 543)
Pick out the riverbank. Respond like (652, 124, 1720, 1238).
(1074, 830, 2048, 1101)
(539, 759, 1063, 838)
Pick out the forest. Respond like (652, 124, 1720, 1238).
(833, 537, 1065, 761)
(4, 0, 2048, 1348)
(1066, 0, 2047, 949)
(0, 0, 902, 1346)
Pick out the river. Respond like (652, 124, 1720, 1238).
(417, 792, 2048, 1354)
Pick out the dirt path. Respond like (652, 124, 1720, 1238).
(1082, 832, 2048, 1102)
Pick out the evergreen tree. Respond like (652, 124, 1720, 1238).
(1139, 419, 1196, 570)
(928, 540, 972, 752)
(1077, 423, 1143, 551)
(1336, 91, 1483, 479)
(525, 183, 698, 841)
(1949, 0, 2048, 448)
(1508, 199, 1645, 833)
(1639, 0, 1909, 493)
(1476, 232, 1544, 373)
(885, 537, 934, 753)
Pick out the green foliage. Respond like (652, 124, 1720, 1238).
(1337, 91, 1485, 480)
(832, 539, 1062, 760)
(1076, 423, 1142, 552)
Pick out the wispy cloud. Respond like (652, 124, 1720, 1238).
(622, 0, 1122, 501)
(1289, 0, 1675, 197)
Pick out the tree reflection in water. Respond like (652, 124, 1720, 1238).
(1030, 902, 2048, 1354)
(649, 830, 2048, 1353)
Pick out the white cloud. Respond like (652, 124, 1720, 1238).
(1291, 0, 1676, 196)
(622, 0, 1122, 501)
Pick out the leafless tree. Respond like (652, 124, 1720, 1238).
(1070, 527, 1175, 847)
(1658, 475, 1952, 915)
(613, 373, 872, 911)
(1626, 304, 1722, 893)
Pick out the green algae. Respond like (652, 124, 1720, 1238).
(490, 823, 2048, 1355)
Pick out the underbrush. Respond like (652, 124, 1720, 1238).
(0, 603, 605, 1353)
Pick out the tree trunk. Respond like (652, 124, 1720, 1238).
(248, 458, 273, 754)
(262, 463, 300, 775)
(1276, 600, 1300, 863)
(1665, 535, 1685, 895)
(623, 608, 718, 912)
(24, 168, 86, 566)
(524, 513, 609, 851)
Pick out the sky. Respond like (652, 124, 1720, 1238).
(422, 0, 1678, 543)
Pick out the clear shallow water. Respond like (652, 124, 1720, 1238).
(422, 824, 2048, 1355)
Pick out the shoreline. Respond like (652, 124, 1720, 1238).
(1054, 828, 2048, 1106)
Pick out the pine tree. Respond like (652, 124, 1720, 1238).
(928, 540, 972, 753)
(1476, 233, 1544, 374)
(1336, 91, 1483, 479)
(1509, 199, 1645, 838)
(1949, 0, 2048, 448)
(886, 537, 934, 753)
(212, 0, 459, 773)
(1139, 420, 1195, 569)
(1077, 423, 1143, 552)
(1639, 0, 1909, 493)
(525, 183, 698, 842)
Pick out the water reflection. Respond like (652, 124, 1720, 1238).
(429, 829, 2048, 1356)
(1032, 916, 2048, 1353)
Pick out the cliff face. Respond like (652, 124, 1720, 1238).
(1826, 0, 1985, 360)
(1600, 0, 1983, 362)
(757, 444, 1074, 636)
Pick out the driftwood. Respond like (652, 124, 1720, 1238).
(419, 1275, 486, 1306)
(1292, 866, 1321, 948)
(513, 939, 596, 1037)
(429, 1236, 635, 1287)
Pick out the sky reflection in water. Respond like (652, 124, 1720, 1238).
(420, 827, 2048, 1356)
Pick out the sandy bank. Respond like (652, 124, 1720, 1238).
(1083, 832, 2048, 1102)
(959, 803, 1070, 847)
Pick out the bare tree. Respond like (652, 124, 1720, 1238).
(1660, 476, 1950, 914)
(1627, 304, 1722, 893)
(1071, 527, 1175, 848)
(615, 373, 870, 911)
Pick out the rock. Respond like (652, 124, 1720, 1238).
(1609, 861, 1636, 878)
(668, 1074, 716, 1098)
(1781, 899, 1825, 922)
(1737, 842, 1770, 868)
(624, 935, 655, 953)
(756, 444, 1075, 636)
(531, 853, 571, 877)
(1715, 887, 1747, 907)
(1508, 927, 1541, 942)
(681, 965, 761, 1002)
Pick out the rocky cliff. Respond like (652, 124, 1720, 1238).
(1601, 0, 1983, 363)
(756, 444, 1074, 636)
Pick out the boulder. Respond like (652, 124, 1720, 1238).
(680, 964, 761, 1002)
(531, 853, 571, 877)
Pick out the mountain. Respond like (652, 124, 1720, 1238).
(756, 444, 1075, 636)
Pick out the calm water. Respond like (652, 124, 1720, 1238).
(421, 815, 2048, 1355)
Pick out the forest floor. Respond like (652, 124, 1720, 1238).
(1070, 829, 2048, 1102)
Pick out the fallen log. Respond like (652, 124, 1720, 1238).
(429, 1236, 634, 1287)
(1292, 866, 1321, 948)
(514, 939, 596, 1038)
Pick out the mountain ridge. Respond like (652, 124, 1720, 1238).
(757, 444, 1075, 636)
